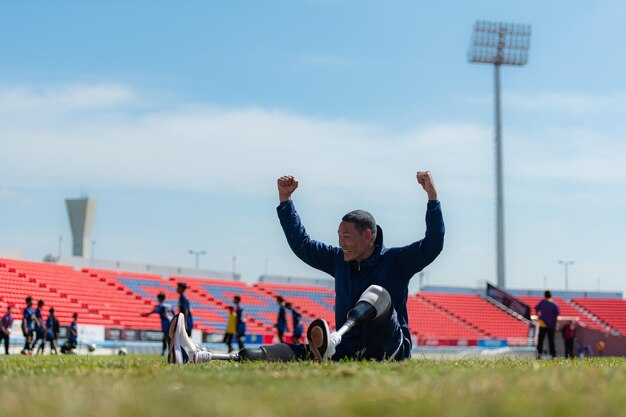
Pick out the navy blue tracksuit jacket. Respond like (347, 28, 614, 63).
(277, 199, 444, 359)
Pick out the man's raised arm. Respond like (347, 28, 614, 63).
(276, 175, 338, 276)
(395, 171, 445, 277)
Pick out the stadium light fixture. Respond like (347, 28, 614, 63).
(468, 20, 531, 289)
(558, 260, 574, 292)
(188, 249, 206, 270)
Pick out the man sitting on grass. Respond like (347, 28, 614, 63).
(168, 171, 444, 364)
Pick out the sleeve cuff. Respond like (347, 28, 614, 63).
(427, 200, 441, 209)
(277, 200, 293, 210)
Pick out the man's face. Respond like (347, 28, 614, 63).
(338, 221, 372, 262)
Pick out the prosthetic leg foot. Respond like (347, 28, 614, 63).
(308, 285, 392, 362)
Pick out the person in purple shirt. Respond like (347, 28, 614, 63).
(535, 290, 560, 359)
(1, 306, 14, 355)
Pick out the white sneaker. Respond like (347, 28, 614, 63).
(168, 313, 203, 364)
(307, 318, 340, 362)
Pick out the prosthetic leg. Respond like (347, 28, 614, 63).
(167, 313, 297, 363)
(308, 285, 392, 362)
(167, 285, 391, 364)
(186, 344, 296, 362)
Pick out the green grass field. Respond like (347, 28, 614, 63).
(0, 355, 624, 417)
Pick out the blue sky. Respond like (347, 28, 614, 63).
(1, 1, 625, 296)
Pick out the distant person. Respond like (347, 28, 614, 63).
(142, 292, 175, 355)
(177, 282, 193, 337)
(44, 308, 60, 355)
(223, 306, 237, 353)
(33, 299, 46, 354)
(0, 306, 14, 355)
(233, 295, 246, 350)
(21, 297, 36, 355)
(561, 320, 577, 359)
(285, 302, 304, 344)
(275, 296, 287, 343)
(575, 340, 592, 358)
(62, 312, 79, 354)
(535, 291, 560, 359)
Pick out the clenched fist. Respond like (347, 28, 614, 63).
(416, 171, 438, 200)
(277, 175, 299, 202)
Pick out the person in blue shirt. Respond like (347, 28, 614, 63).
(21, 297, 36, 355)
(142, 292, 175, 355)
(233, 295, 245, 350)
(275, 296, 288, 343)
(69, 312, 78, 346)
(33, 299, 46, 354)
(273, 172, 444, 361)
(177, 282, 193, 337)
(44, 308, 60, 355)
(61, 312, 78, 354)
(285, 302, 304, 344)
(535, 291, 560, 359)
(168, 172, 444, 364)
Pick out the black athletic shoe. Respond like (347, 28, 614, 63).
(307, 318, 334, 362)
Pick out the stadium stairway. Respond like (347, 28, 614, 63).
(167, 276, 278, 336)
(516, 296, 612, 333)
(416, 292, 532, 343)
(570, 298, 626, 335)
(80, 268, 176, 330)
(252, 282, 334, 332)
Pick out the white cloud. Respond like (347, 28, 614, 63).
(507, 126, 626, 184)
(2, 83, 625, 204)
(505, 91, 626, 116)
(0, 84, 135, 115)
(0, 84, 494, 201)
(0, 187, 34, 204)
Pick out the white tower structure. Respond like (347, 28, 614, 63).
(65, 198, 97, 258)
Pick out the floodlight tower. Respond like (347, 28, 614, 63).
(188, 249, 206, 270)
(469, 21, 531, 288)
(558, 260, 574, 292)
